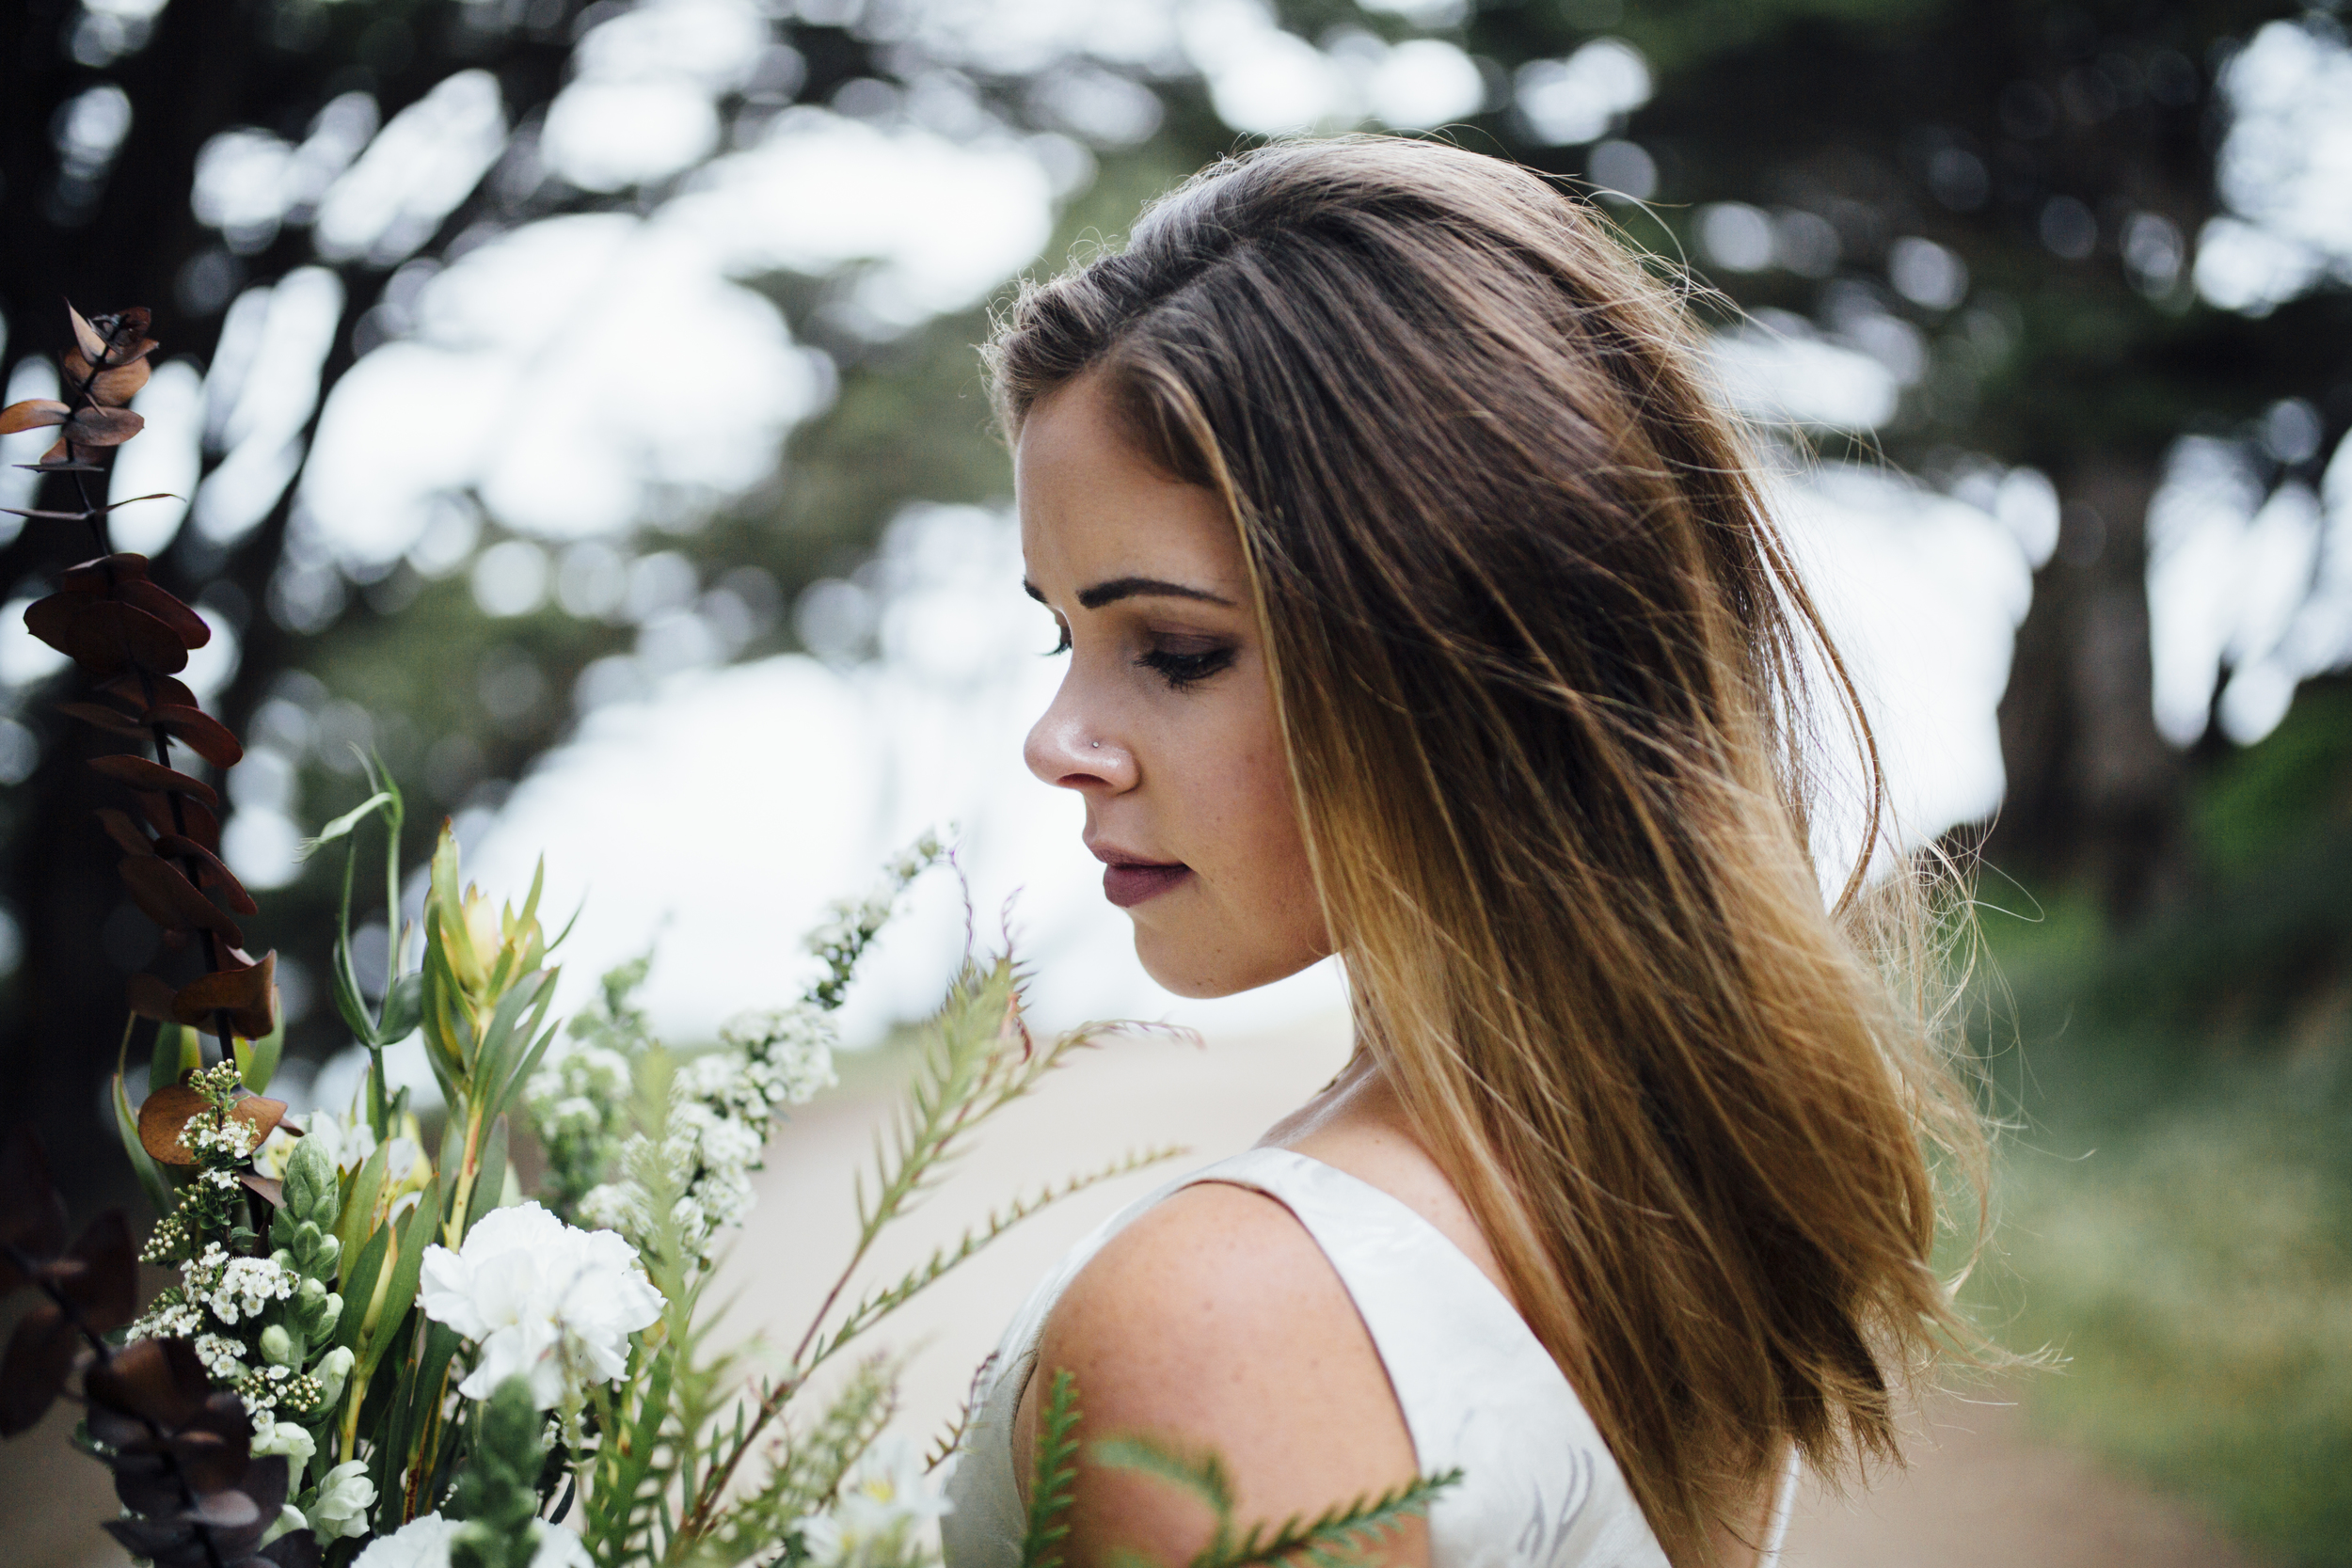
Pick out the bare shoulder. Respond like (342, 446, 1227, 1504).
(1014, 1181, 1427, 1566)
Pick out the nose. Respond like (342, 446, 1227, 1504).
(1025, 687, 1136, 794)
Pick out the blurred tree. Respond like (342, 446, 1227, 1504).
(6, 0, 2346, 1201)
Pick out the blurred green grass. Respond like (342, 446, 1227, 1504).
(1966, 683, 2352, 1566)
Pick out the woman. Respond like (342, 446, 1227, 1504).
(941, 137, 1984, 1568)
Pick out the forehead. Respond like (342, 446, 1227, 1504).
(1014, 374, 1242, 593)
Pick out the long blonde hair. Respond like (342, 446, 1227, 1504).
(988, 137, 1985, 1566)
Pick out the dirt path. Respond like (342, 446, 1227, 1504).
(0, 1006, 2269, 1566)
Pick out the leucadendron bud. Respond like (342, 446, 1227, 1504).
(427, 826, 547, 1022)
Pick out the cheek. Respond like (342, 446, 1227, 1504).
(1182, 689, 1322, 942)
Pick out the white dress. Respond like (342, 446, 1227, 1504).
(941, 1146, 1797, 1568)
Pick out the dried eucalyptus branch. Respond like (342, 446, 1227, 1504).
(0, 304, 277, 1075)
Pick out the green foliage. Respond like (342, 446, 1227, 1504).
(1969, 848, 2352, 1566)
(453, 1377, 551, 1568)
(715, 1357, 899, 1564)
(1020, 1370, 1082, 1568)
(1006, 1371, 1460, 1568)
(1096, 1438, 1458, 1568)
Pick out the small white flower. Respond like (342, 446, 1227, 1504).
(352, 1513, 590, 1568)
(800, 1440, 951, 1566)
(418, 1203, 662, 1410)
(194, 1333, 249, 1382)
(310, 1459, 377, 1541)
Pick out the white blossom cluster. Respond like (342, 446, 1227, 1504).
(797, 1440, 951, 1568)
(128, 1244, 301, 1384)
(525, 1039, 632, 1143)
(184, 1115, 262, 1164)
(191, 1243, 300, 1324)
(577, 1006, 837, 1261)
(804, 832, 946, 1009)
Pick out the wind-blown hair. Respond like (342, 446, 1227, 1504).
(987, 137, 1985, 1566)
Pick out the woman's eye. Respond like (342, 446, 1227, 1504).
(1045, 622, 1071, 656)
(1136, 643, 1236, 691)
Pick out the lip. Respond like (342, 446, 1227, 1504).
(1089, 843, 1192, 910)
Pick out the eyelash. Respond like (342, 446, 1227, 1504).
(1041, 624, 1236, 691)
(1136, 645, 1236, 691)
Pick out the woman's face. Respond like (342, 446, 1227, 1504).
(1017, 372, 1330, 998)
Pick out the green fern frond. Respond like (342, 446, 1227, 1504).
(1020, 1369, 1083, 1568)
(803, 1145, 1187, 1374)
(1199, 1468, 1463, 1568)
(1088, 1437, 1236, 1518)
(1092, 1429, 1460, 1568)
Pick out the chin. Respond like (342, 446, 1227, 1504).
(1133, 929, 1317, 1000)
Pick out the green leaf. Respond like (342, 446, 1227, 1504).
(418, 925, 471, 1101)
(470, 969, 555, 1122)
(359, 1179, 440, 1388)
(336, 1143, 390, 1286)
(112, 1069, 175, 1218)
(298, 792, 394, 860)
(379, 971, 424, 1043)
(235, 1001, 286, 1095)
(330, 841, 379, 1048)
(149, 1021, 199, 1094)
(335, 1220, 391, 1354)
(463, 1115, 511, 1246)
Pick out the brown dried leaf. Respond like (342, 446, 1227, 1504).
(154, 834, 257, 914)
(0, 400, 68, 435)
(66, 303, 109, 363)
(58, 700, 147, 736)
(103, 670, 196, 713)
(136, 1083, 211, 1165)
(95, 308, 154, 355)
(148, 705, 240, 768)
(238, 1173, 285, 1209)
(116, 583, 210, 650)
(135, 790, 219, 852)
(90, 755, 220, 809)
(58, 552, 151, 594)
(64, 349, 155, 406)
(173, 953, 277, 1037)
(126, 973, 177, 1022)
(63, 405, 144, 448)
(24, 594, 189, 675)
(83, 1336, 213, 1433)
(119, 856, 244, 948)
(45, 1212, 135, 1332)
(0, 1130, 70, 1295)
(0, 1305, 75, 1437)
(98, 808, 155, 857)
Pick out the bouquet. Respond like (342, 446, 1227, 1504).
(0, 305, 1451, 1568)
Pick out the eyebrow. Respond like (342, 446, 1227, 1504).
(1022, 577, 1235, 610)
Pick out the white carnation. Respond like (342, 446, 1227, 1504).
(417, 1203, 662, 1411)
(353, 1513, 589, 1568)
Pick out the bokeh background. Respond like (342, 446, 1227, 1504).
(4, 0, 2350, 1561)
